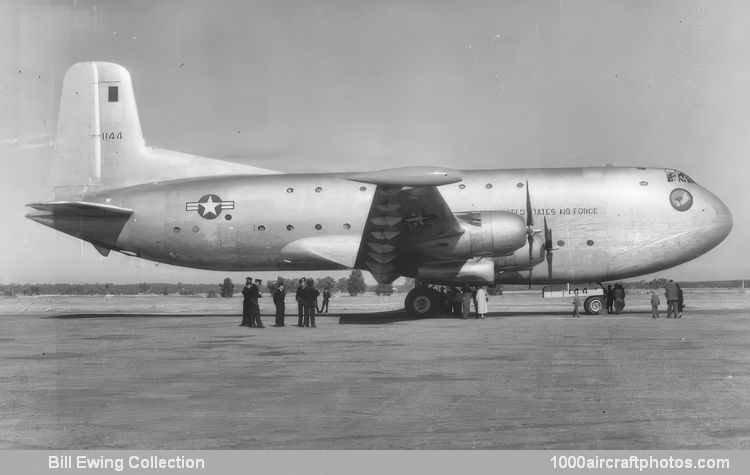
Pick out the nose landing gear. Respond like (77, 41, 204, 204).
(584, 296, 604, 315)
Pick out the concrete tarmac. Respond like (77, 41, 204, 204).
(1, 290, 749, 449)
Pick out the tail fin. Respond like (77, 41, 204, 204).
(52, 62, 146, 196)
(52, 62, 277, 199)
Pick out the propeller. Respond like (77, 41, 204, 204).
(525, 180, 535, 288)
(544, 216, 553, 279)
(524, 180, 556, 287)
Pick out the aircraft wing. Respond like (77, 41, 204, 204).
(349, 167, 465, 283)
(26, 202, 133, 256)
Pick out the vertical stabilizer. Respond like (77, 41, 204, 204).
(53, 62, 146, 198)
(52, 62, 279, 198)
(95, 62, 146, 182)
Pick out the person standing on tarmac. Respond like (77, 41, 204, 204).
(250, 279, 264, 328)
(650, 290, 660, 318)
(461, 286, 473, 319)
(613, 283, 626, 314)
(472, 287, 479, 317)
(475, 286, 489, 319)
(273, 282, 286, 327)
(665, 279, 680, 318)
(295, 278, 306, 327)
(240, 277, 253, 327)
(301, 278, 320, 327)
(451, 287, 463, 316)
(676, 282, 684, 318)
(319, 288, 331, 313)
(606, 285, 614, 314)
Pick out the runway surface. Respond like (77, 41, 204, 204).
(1, 290, 749, 449)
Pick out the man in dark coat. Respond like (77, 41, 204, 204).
(439, 287, 448, 313)
(665, 279, 680, 318)
(273, 283, 286, 327)
(451, 287, 463, 316)
(240, 277, 254, 327)
(295, 278, 306, 326)
(248, 279, 264, 328)
(301, 278, 320, 327)
(319, 288, 331, 313)
(606, 285, 614, 314)
(613, 283, 626, 314)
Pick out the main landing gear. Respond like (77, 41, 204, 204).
(404, 286, 443, 318)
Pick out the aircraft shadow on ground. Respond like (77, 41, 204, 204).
(337, 309, 570, 324)
(48, 313, 237, 319)
(48, 309, 607, 323)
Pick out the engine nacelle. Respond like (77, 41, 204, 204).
(426, 210, 527, 260)
(416, 233, 547, 284)
(467, 211, 527, 256)
(494, 233, 546, 271)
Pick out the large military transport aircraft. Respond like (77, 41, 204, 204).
(27, 62, 733, 316)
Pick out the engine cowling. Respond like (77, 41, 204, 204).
(448, 210, 528, 258)
(415, 234, 547, 285)
(494, 233, 546, 270)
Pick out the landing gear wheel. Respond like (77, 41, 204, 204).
(405, 287, 441, 318)
(584, 296, 603, 315)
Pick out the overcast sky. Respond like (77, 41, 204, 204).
(0, 0, 747, 284)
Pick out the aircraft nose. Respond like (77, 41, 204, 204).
(703, 189, 733, 245)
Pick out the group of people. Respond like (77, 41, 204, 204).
(596, 280, 684, 319)
(241, 277, 331, 329)
(649, 279, 684, 319)
(604, 283, 627, 314)
(239, 277, 264, 328)
(294, 277, 331, 327)
(438, 285, 490, 319)
(242, 277, 686, 324)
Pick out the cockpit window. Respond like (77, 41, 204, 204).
(665, 169, 694, 183)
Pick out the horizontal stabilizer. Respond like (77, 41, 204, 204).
(26, 201, 133, 253)
(26, 201, 133, 217)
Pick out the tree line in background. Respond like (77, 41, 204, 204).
(0, 270, 414, 297)
(2, 277, 744, 297)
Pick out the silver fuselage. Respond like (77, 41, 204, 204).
(85, 167, 731, 284)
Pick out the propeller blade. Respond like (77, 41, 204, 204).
(546, 247, 553, 279)
(525, 180, 537, 289)
(542, 216, 554, 278)
(526, 179, 534, 287)
(527, 232, 534, 288)
(525, 180, 533, 227)
(528, 233, 533, 260)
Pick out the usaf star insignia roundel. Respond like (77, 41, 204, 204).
(186, 194, 234, 219)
